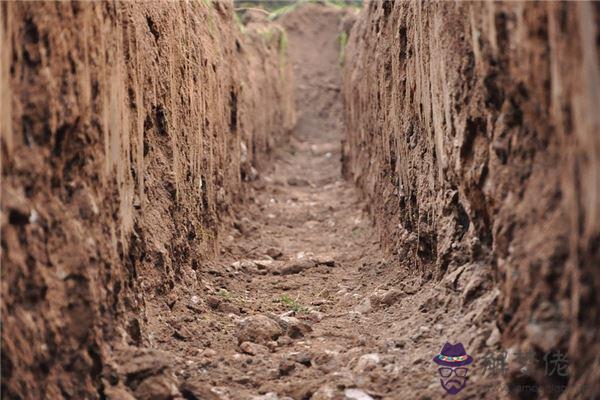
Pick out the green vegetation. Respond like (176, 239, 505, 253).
(234, 0, 362, 21)
(259, 27, 275, 45)
(339, 30, 348, 65)
(233, 12, 247, 35)
(268, 2, 302, 20)
(217, 288, 233, 299)
(277, 294, 311, 313)
(279, 29, 288, 75)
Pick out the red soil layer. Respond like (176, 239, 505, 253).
(343, 2, 599, 398)
(0, 2, 294, 398)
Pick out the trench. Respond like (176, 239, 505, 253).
(2, 2, 600, 400)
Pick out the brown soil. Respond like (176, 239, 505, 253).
(343, 2, 600, 399)
(1, 1, 294, 398)
(2, 2, 599, 400)
(106, 4, 503, 400)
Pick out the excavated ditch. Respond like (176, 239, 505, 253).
(1, 1, 599, 400)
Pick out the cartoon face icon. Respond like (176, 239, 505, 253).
(433, 343, 473, 395)
(438, 366, 469, 394)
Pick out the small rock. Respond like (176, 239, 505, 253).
(206, 296, 221, 310)
(462, 269, 490, 304)
(269, 315, 312, 338)
(344, 389, 373, 400)
(218, 302, 240, 315)
(278, 359, 296, 376)
(289, 352, 312, 366)
(277, 336, 292, 346)
(180, 380, 227, 400)
(266, 247, 283, 259)
(354, 298, 372, 314)
(486, 325, 501, 347)
(253, 259, 273, 269)
(311, 385, 338, 400)
(284, 317, 312, 338)
(237, 315, 284, 345)
(382, 339, 405, 351)
(279, 259, 316, 275)
(104, 385, 137, 400)
(410, 326, 431, 342)
(248, 166, 259, 181)
(251, 393, 279, 400)
(202, 349, 217, 357)
(73, 187, 99, 219)
(118, 349, 173, 384)
(354, 353, 380, 374)
(240, 341, 269, 356)
(306, 311, 325, 322)
(380, 289, 403, 306)
(29, 209, 39, 224)
(233, 217, 253, 235)
(313, 254, 336, 267)
(311, 350, 339, 367)
(134, 375, 180, 400)
(287, 177, 309, 186)
(231, 260, 258, 273)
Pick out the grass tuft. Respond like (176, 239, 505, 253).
(278, 29, 288, 75)
(339, 30, 348, 65)
(277, 294, 311, 313)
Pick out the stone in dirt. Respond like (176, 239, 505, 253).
(104, 385, 137, 400)
(354, 353, 380, 374)
(289, 351, 312, 366)
(278, 259, 317, 275)
(218, 301, 240, 315)
(284, 317, 312, 338)
(251, 393, 283, 400)
(231, 260, 259, 273)
(369, 288, 403, 309)
(206, 295, 221, 310)
(180, 379, 228, 400)
(236, 315, 284, 344)
(344, 388, 374, 400)
(239, 341, 269, 355)
(311, 385, 338, 400)
(117, 348, 173, 386)
(269, 314, 313, 338)
(312, 254, 336, 267)
(354, 298, 372, 314)
(279, 358, 297, 376)
(134, 375, 180, 400)
(287, 177, 310, 186)
(266, 247, 284, 259)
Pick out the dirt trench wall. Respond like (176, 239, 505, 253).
(343, 1, 599, 398)
(0, 1, 294, 398)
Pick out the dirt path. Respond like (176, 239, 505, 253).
(106, 5, 503, 400)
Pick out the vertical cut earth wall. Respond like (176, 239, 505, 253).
(0, 1, 295, 398)
(343, 2, 599, 398)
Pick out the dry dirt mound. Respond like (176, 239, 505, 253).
(1, 1, 293, 398)
(343, 2, 600, 398)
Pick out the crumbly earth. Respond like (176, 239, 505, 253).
(102, 5, 504, 400)
(0, 1, 294, 398)
(3, 2, 597, 400)
(343, 2, 600, 398)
